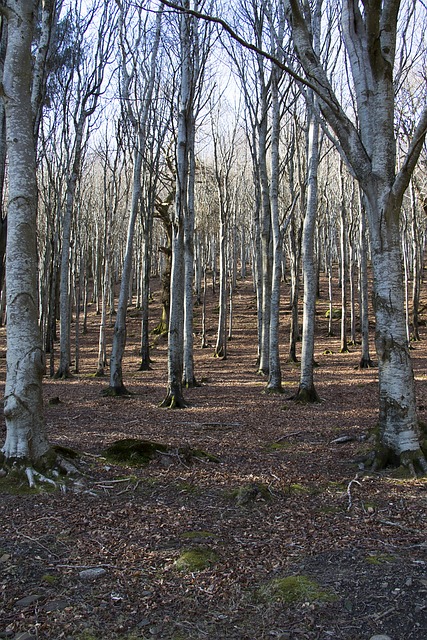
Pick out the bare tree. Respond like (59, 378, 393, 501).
(55, 0, 116, 379)
(0, 0, 50, 474)
(107, 1, 163, 395)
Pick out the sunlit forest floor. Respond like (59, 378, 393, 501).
(1, 274, 427, 640)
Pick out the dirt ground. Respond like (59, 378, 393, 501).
(1, 276, 427, 640)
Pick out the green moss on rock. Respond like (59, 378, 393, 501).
(103, 439, 167, 465)
(258, 575, 336, 604)
(175, 547, 218, 572)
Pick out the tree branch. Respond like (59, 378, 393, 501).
(393, 105, 427, 200)
(157, 0, 321, 97)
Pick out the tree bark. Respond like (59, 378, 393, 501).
(1, 0, 50, 466)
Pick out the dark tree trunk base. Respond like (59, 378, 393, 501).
(94, 368, 105, 377)
(101, 385, 132, 397)
(291, 384, 320, 404)
(264, 384, 284, 395)
(53, 367, 73, 380)
(183, 376, 199, 389)
(358, 357, 376, 369)
(371, 446, 427, 477)
(138, 362, 152, 372)
(159, 389, 187, 409)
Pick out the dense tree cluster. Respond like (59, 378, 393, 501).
(1, 0, 427, 480)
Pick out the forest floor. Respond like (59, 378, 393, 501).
(1, 275, 427, 640)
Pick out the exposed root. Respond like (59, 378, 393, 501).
(1, 446, 82, 489)
(138, 362, 152, 372)
(26, 467, 56, 488)
(290, 384, 321, 404)
(183, 376, 200, 389)
(371, 445, 427, 477)
(264, 384, 284, 395)
(359, 357, 376, 369)
(53, 367, 74, 380)
(159, 391, 187, 409)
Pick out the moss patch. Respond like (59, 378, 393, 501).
(175, 547, 218, 572)
(265, 442, 292, 452)
(233, 482, 271, 506)
(103, 439, 220, 467)
(181, 530, 215, 540)
(365, 553, 395, 565)
(104, 439, 167, 465)
(258, 575, 336, 604)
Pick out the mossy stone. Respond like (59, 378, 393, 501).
(175, 547, 218, 572)
(259, 575, 336, 604)
(103, 439, 167, 465)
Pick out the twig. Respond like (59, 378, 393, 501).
(275, 431, 303, 442)
(379, 520, 426, 536)
(347, 474, 361, 511)
(94, 478, 133, 484)
(14, 529, 61, 560)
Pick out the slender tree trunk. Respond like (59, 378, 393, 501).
(161, 4, 191, 408)
(339, 160, 349, 353)
(108, 4, 163, 394)
(108, 144, 142, 395)
(214, 213, 227, 358)
(358, 198, 373, 368)
(295, 99, 320, 403)
(257, 88, 272, 376)
(266, 65, 283, 393)
(183, 119, 197, 386)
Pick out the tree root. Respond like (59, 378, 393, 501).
(101, 385, 132, 397)
(359, 357, 376, 369)
(264, 384, 284, 394)
(371, 445, 427, 477)
(183, 376, 200, 389)
(25, 467, 56, 488)
(159, 391, 187, 409)
(138, 362, 152, 372)
(53, 367, 74, 380)
(290, 384, 321, 404)
(1, 446, 82, 489)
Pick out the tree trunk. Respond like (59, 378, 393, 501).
(1, 0, 50, 467)
(161, 3, 191, 408)
(183, 119, 197, 386)
(358, 197, 373, 368)
(367, 188, 427, 473)
(295, 99, 320, 403)
(266, 65, 283, 393)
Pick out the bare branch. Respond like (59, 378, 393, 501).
(393, 105, 427, 200)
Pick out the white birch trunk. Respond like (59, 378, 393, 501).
(1, 0, 49, 465)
